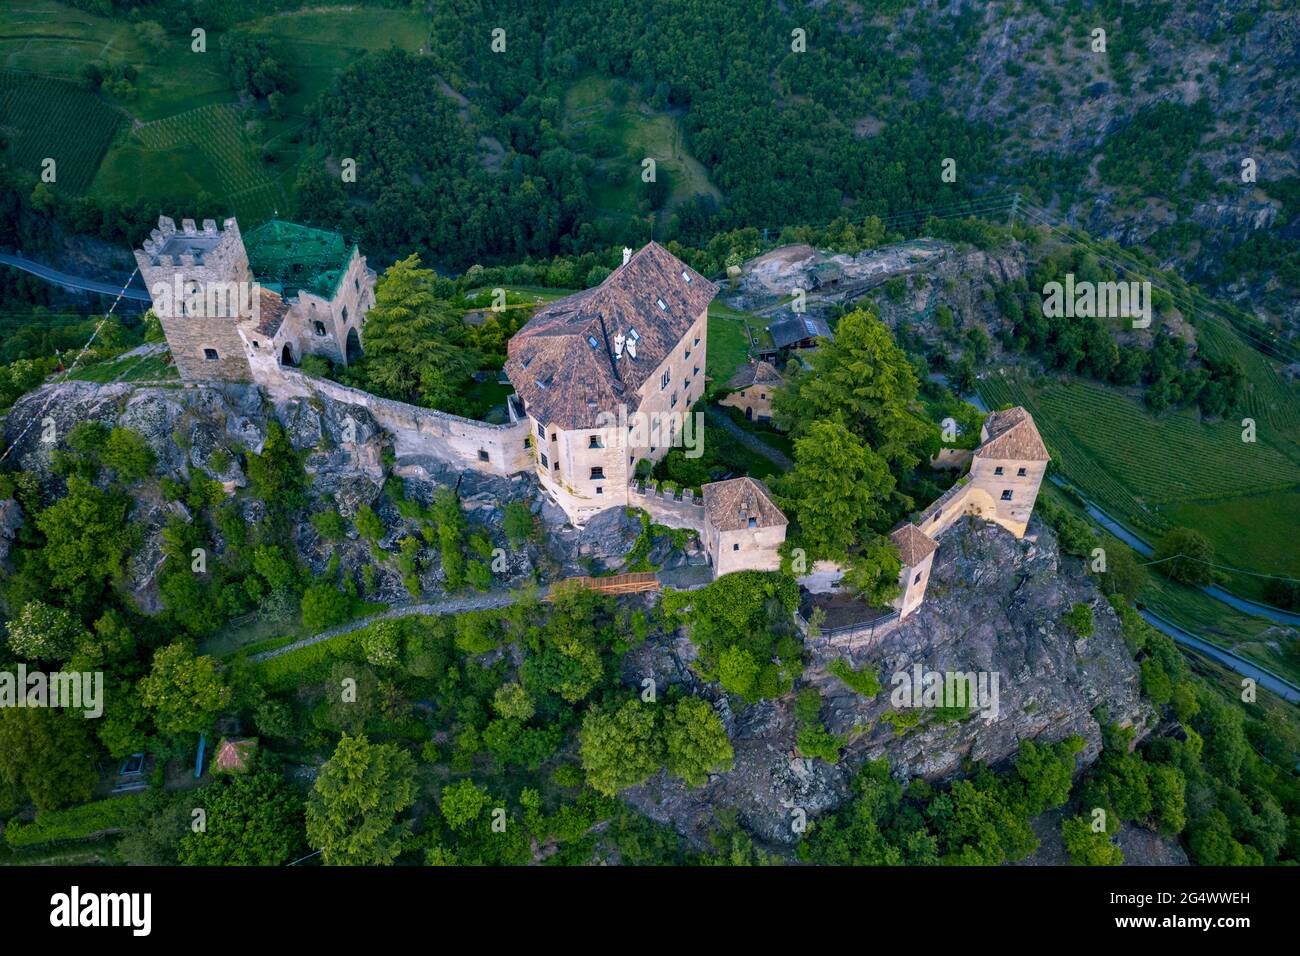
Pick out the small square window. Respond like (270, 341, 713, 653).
(589, 435, 603, 448)
(994, 466, 1004, 476)
(596, 486, 603, 495)
(523, 439, 530, 450)
(540, 454, 549, 468)
(550, 433, 557, 443)
(203, 348, 219, 361)
(478, 450, 489, 462)
(732, 543, 740, 551)
(590, 467, 605, 480)
(1001, 490, 1013, 501)
(759, 393, 766, 400)
(1017, 467, 1027, 476)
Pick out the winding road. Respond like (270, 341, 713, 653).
(0, 252, 151, 302)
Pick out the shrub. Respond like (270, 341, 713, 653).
(1065, 602, 1095, 638)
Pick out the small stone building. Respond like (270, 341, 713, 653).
(701, 476, 787, 576)
(719, 360, 783, 421)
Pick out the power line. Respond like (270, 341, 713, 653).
(0, 268, 141, 464)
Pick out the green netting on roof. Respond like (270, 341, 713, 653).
(243, 219, 354, 300)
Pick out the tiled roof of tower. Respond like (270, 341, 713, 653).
(702, 476, 787, 532)
(976, 406, 1050, 461)
(252, 287, 290, 337)
(505, 242, 718, 430)
(726, 360, 784, 390)
(890, 522, 939, 566)
(244, 220, 354, 300)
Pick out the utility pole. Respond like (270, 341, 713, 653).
(1008, 192, 1022, 227)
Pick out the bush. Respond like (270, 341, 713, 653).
(1065, 602, 1095, 638)
(828, 658, 881, 696)
(301, 582, 350, 631)
(4, 793, 147, 848)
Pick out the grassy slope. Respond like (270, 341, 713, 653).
(980, 369, 1300, 601)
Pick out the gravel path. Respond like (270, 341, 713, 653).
(250, 587, 547, 662)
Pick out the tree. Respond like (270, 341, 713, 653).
(773, 306, 929, 474)
(717, 644, 760, 700)
(664, 697, 733, 787)
(1062, 815, 1124, 866)
(5, 600, 86, 662)
(305, 734, 417, 866)
(502, 501, 535, 547)
(178, 766, 305, 866)
(102, 427, 156, 481)
(492, 682, 535, 721)
(35, 476, 133, 609)
(139, 643, 232, 735)
(438, 779, 490, 831)
(579, 700, 664, 796)
(778, 420, 894, 556)
(1097, 541, 1144, 601)
(301, 582, 349, 631)
(841, 537, 902, 608)
(0, 708, 97, 812)
(1152, 527, 1215, 586)
(349, 254, 480, 413)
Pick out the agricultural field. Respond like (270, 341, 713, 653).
(0, 2, 429, 224)
(563, 74, 721, 225)
(0, 70, 124, 194)
(980, 369, 1300, 601)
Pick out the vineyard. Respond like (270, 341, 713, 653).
(0, 70, 123, 194)
(126, 104, 287, 224)
(978, 370, 1300, 541)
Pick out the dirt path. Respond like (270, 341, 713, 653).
(250, 588, 546, 662)
(706, 405, 793, 470)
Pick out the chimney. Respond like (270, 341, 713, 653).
(622, 247, 632, 266)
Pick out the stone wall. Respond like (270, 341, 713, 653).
(267, 368, 531, 477)
(626, 480, 706, 532)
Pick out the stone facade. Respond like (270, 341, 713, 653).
(135, 216, 375, 387)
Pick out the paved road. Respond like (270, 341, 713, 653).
(1140, 609, 1300, 704)
(0, 252, 151, 302)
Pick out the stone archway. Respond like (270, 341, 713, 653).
(745, 406, 753, 421)
(345, 326, 362, 364)
(280, 343, 297, 367)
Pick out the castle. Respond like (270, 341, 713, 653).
(136, 217, 1048, 623)
(133, 217, 375, 383)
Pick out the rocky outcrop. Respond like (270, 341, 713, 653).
(0, 498, 22, 564)
(619, 517, 1148, 849)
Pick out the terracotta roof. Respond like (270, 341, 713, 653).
(252, 287, 289, 337)
(702, 476, 787, 532)
(726, 360, 783, 390)
(767, 316, 832, 349)
(890, 523, 939, 566)
(976, 406, 1050, 461)
(212, 737, 257, 774)
(505, 242, 718, 430)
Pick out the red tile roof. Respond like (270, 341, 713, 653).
(976, 406, 1050, 461)
(702, 476, 787, 532)
(505, 243, 718, 430)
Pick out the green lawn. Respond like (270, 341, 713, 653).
(706, 314, 750, 385)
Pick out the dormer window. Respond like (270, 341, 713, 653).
(628, 328, 640, 342)
(682, 271, 691, 283)
(748, 517, 757, 528)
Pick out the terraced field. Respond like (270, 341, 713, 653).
(0, 70, 123, 194)
(96, 103, 287, 223)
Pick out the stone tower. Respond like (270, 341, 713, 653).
(134, 216, 255, 383)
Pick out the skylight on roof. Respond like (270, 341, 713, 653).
(656, 299, 668, 312)
(681, 271, 691, 283)
(804, 319, 817, 336)
(628, 328, 640, 342)
(587, 336, 599, 348)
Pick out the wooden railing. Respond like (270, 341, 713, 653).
(547, 572, 660, 599)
